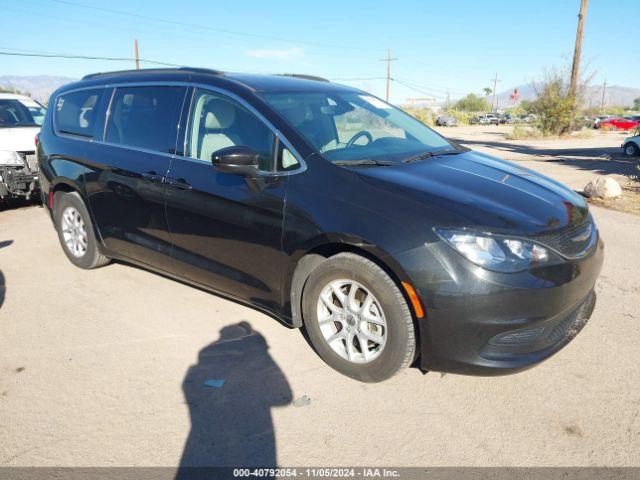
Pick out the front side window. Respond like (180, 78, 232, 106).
(105, 86, 185, 153)
(263, 91, 457, 164)
(186, 89, 275, 171)
(54, 89, 103, 137)
(0, 100, 39, 128)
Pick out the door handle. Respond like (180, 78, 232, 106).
(165, 177, 192, 190)
(141, 171, 165, 183)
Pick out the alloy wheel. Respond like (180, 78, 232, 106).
(61, 206, 88, 258)
(316, 279, 387, 364)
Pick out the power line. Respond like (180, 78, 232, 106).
(46, 0, 377, 52)
(0, 50, 182, 67)
(1, 46, 461, 103)
(393, 77, 466, 95)
(392, 78, 446, 100)
(3, 3, 382, 69)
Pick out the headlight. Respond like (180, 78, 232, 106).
(435, 228, 562, 273)
(0, 151, 25, 167)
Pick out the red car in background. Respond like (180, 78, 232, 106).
(598, 116, 640, 130)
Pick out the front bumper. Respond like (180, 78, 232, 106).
(397, 234, 604, 375)
(0, 166, 39, 200)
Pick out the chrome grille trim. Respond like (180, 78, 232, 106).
(531, 219, 597, 260)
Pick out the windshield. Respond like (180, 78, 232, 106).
(263, 91, 457, 163)
(26, 104, 46, 125)
(0, 100, 40, 128)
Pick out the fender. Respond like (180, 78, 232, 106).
(285, 232, 420, 328)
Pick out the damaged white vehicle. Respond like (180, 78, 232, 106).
(0, 93, 45, 204)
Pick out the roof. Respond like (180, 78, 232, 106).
(71, 67, 356, 95)
(225, 72, 352, 93)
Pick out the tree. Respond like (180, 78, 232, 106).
(454, 93, 489, 112)
(529, 71, 577, 136)
(633, 97, 640, 111)
(483, 87, 492, 99)
(519, 100, 533, 113)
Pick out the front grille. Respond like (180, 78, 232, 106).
(532, 219, 596, 258)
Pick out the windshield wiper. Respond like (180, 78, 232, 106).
(333, 159, 395, 167)
(402, 149, 462, 163)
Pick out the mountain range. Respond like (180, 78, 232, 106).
(0, 75, 77, 103)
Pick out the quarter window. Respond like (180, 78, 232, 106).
(278, 145, 300, 171)
(54, 89, 104, 138)
(105, 86, 186, 154)
(186, 89, 275, 171)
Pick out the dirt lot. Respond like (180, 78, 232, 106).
(1, 131, 640, 468)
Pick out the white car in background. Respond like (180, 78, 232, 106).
(622, 128, 640, 157)
(0, 93, 45, 203)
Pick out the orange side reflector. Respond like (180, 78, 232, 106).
(401, 281, 425, 319)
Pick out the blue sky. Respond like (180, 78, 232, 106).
(1, 0, 638, 103)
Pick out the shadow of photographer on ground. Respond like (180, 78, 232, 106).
(177, 321, 292, 474)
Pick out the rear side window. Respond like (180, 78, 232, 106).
(105, 86, 186, 154)
(55, 89, 104, 138)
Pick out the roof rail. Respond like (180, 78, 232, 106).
(82, 67, 224, 80)
(277, 73, 330, 83)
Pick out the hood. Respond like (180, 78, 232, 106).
(0, 127, 40, 153)
(353, 150, 589, 234)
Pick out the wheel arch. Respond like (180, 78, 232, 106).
(287, 236, 421, 330)
(49, 178, 105, 250)
(49, 177, 85, 211)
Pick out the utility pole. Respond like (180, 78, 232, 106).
(490, 73, 499, 111)
(568, 0, 589, 130)
(569, 0, 588, 98)
(380, 48, 397, 102)
(134, 39, 140, 70)
(446, 92, 450, 109)
(600, 78, 607, 113)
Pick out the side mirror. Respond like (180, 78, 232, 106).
(212, 146, 261, 177)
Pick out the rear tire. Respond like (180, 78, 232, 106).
(54, 192, 110, 269)
(623, 142, 639, 157)
(301, 253, 416, 382)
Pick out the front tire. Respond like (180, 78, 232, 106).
(54, 192, 110, 269)
(623, 142, 639, 157)
(302, 253, 416, 382)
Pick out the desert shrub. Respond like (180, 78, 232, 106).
(574, 126, 594, 139)
(506, 125, 543, 140)
(439, 109, 474, 125)
(582, 105, 628, 116)
(454, 94, 490, 112)
(403, 107, 435, 126)
(528, 72, 578, 136)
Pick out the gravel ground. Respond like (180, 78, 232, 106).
(0, 134, 639, 467)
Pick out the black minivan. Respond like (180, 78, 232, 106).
(38, 68, 603, 382)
